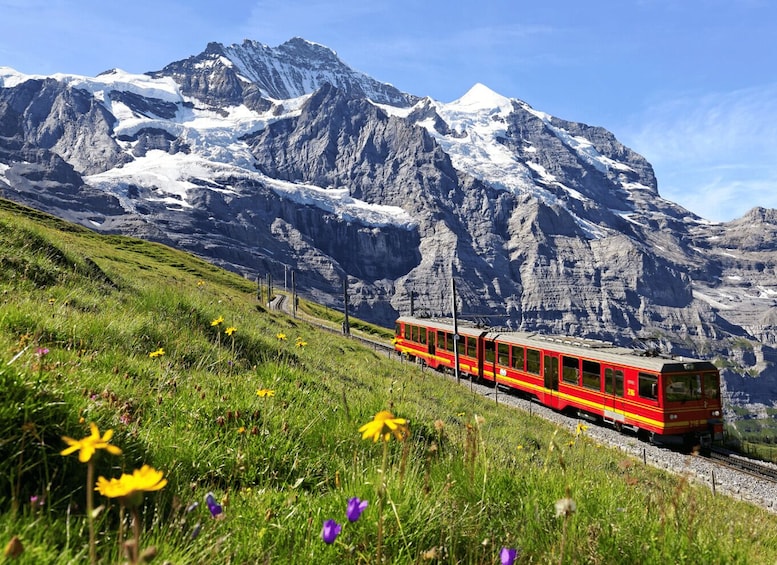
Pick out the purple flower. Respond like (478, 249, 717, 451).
(346, 497, 368, 522)
(321, 519, 341, 544)
(205, 492, 223, 518)
(500, 547, 517, 565)
(36, 347, 49, 357)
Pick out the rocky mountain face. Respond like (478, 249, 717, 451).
(1, 38, 776, 410)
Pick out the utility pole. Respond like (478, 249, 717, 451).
(291, 270, 297, 318)
(452, 276, 460, 385)
(343, 277, 350, 336)
(410, 290, 415, 316)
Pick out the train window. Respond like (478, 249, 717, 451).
(404, 324, 411, 339)
(605, 368, 624, 396)
(562, 356, 580, 385)
(497, 343, 509, 366)
(582, 360, 601, 390)
(419, 327, 427, 345)
(485, 341, 495, 363)
(395, 323, 401, 338)
(638, 372, 658, 400)
(466, 336, 477, 358)
(411, 325, 418, 342)
(511, 346, 524, 370)
(444, 332, 453, 352)
(664, 374, 702, 402)
(458, 334, 466, 355)
(703, 373, 719, 399)
(526, 349, 540, 374)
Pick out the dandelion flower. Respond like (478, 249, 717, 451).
(149, 347, 165, 358)
(256, 388, 275, 398)
(95, 465, 167, 507)
(211, 316, 224, 327)
(276, 333, 287, 341)
(575, 422, 588, 436)
(225, 326, 237, 336)
(358, 410, 409, 442)
(554, 497, 577, 518)
(321, 519, 341, 544)
(295, 337, 307, 348)
(61, 422, 122, 463)
(346, 497, 368, 522)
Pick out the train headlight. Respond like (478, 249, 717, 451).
(669, 414, 678, 420)
(711, 410, 721, 417)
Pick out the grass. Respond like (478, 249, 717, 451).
(1, 196, 777, 563)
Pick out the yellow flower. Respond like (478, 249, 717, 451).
(149, 347, 165, 358)
(211, 316, 224, 327)
(256, 388, 275, 398)
(237, 426, 246, 434)
(276, 332, 287, 341)
(575, 422, 588, 436)
(197, 280, 205, 287)
(225, 326, 237, 336)
(295, 337, 307, 348)
(358, 410, 409, 442)
(61, 422, 122, 463)
(95, 465, 167, 506)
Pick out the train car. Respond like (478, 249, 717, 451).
(394, 316, 724, 447)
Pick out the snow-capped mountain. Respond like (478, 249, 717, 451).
(1, 37, 776, 409)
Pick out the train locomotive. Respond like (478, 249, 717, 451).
(394, 316, 724, 448)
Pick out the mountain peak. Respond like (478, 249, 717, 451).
(453, 83, 513, 110)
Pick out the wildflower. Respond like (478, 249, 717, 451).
(276, 333, 287, 341)
(61, 422, 122, 463)
(575, 422, 588, 436)
(346, 497, 368, 522)
(197, 280, 205, 287)
(36, 347, 49, 357)
(95, 465, 167, 507)
(554, 497, 577, 518)
(211, 316, 224, 327)
(358, 410, 409, 443)
(256, 388, 275, 398)
(149, 347, 165, 358)
(237, 426, 246, 434)
(500, 547, 518, 565)
(205, 492, 223, 518)
(48, 297, 55, 305)
(225, 326, 237, 336)
(295, 337, 307, 348)
(321, 519, 341, 544)
(30, 495, 44, 508)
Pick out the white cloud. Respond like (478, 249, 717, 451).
(622, 83, 777, 221)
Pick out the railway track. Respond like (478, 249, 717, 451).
(707, 447, 777, 483)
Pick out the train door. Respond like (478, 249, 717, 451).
(543, 353, 559, 406)
(604, 368, 625, 431)
(428, 330, 436, 357)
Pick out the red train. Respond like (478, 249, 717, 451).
(394, 315, 724, 447)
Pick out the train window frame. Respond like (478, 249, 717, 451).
(419, 327, 427, 345)
(511, 346, 524, 370)
(466, 336, 477, 358)
(497, 343, 509, 366)
(526, 348, 540, 375)
(485, 340, 495, 363)
(562, 356, 580, 385)
(404, 324, 411, 340)
(582, 360, 601, 391)
(703, 373, 720, 399)
(411, 325, 419, 343)
(604, 368, 624, 396)
(638, 372, 658, 401)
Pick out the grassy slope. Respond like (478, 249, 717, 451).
(1, 197, 776, 564)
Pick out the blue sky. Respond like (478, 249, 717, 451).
(0, 0, 774, 222)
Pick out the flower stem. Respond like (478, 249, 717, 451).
(87, 459, 96, 565)
(376, 438, 388, 564)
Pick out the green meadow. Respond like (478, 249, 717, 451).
(1, 197, 776, 564)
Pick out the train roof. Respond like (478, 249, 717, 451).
(396, 316, 717, 373)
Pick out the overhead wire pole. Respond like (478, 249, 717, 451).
(343, 277, 350, 336)
(452, 276, 460, 385)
